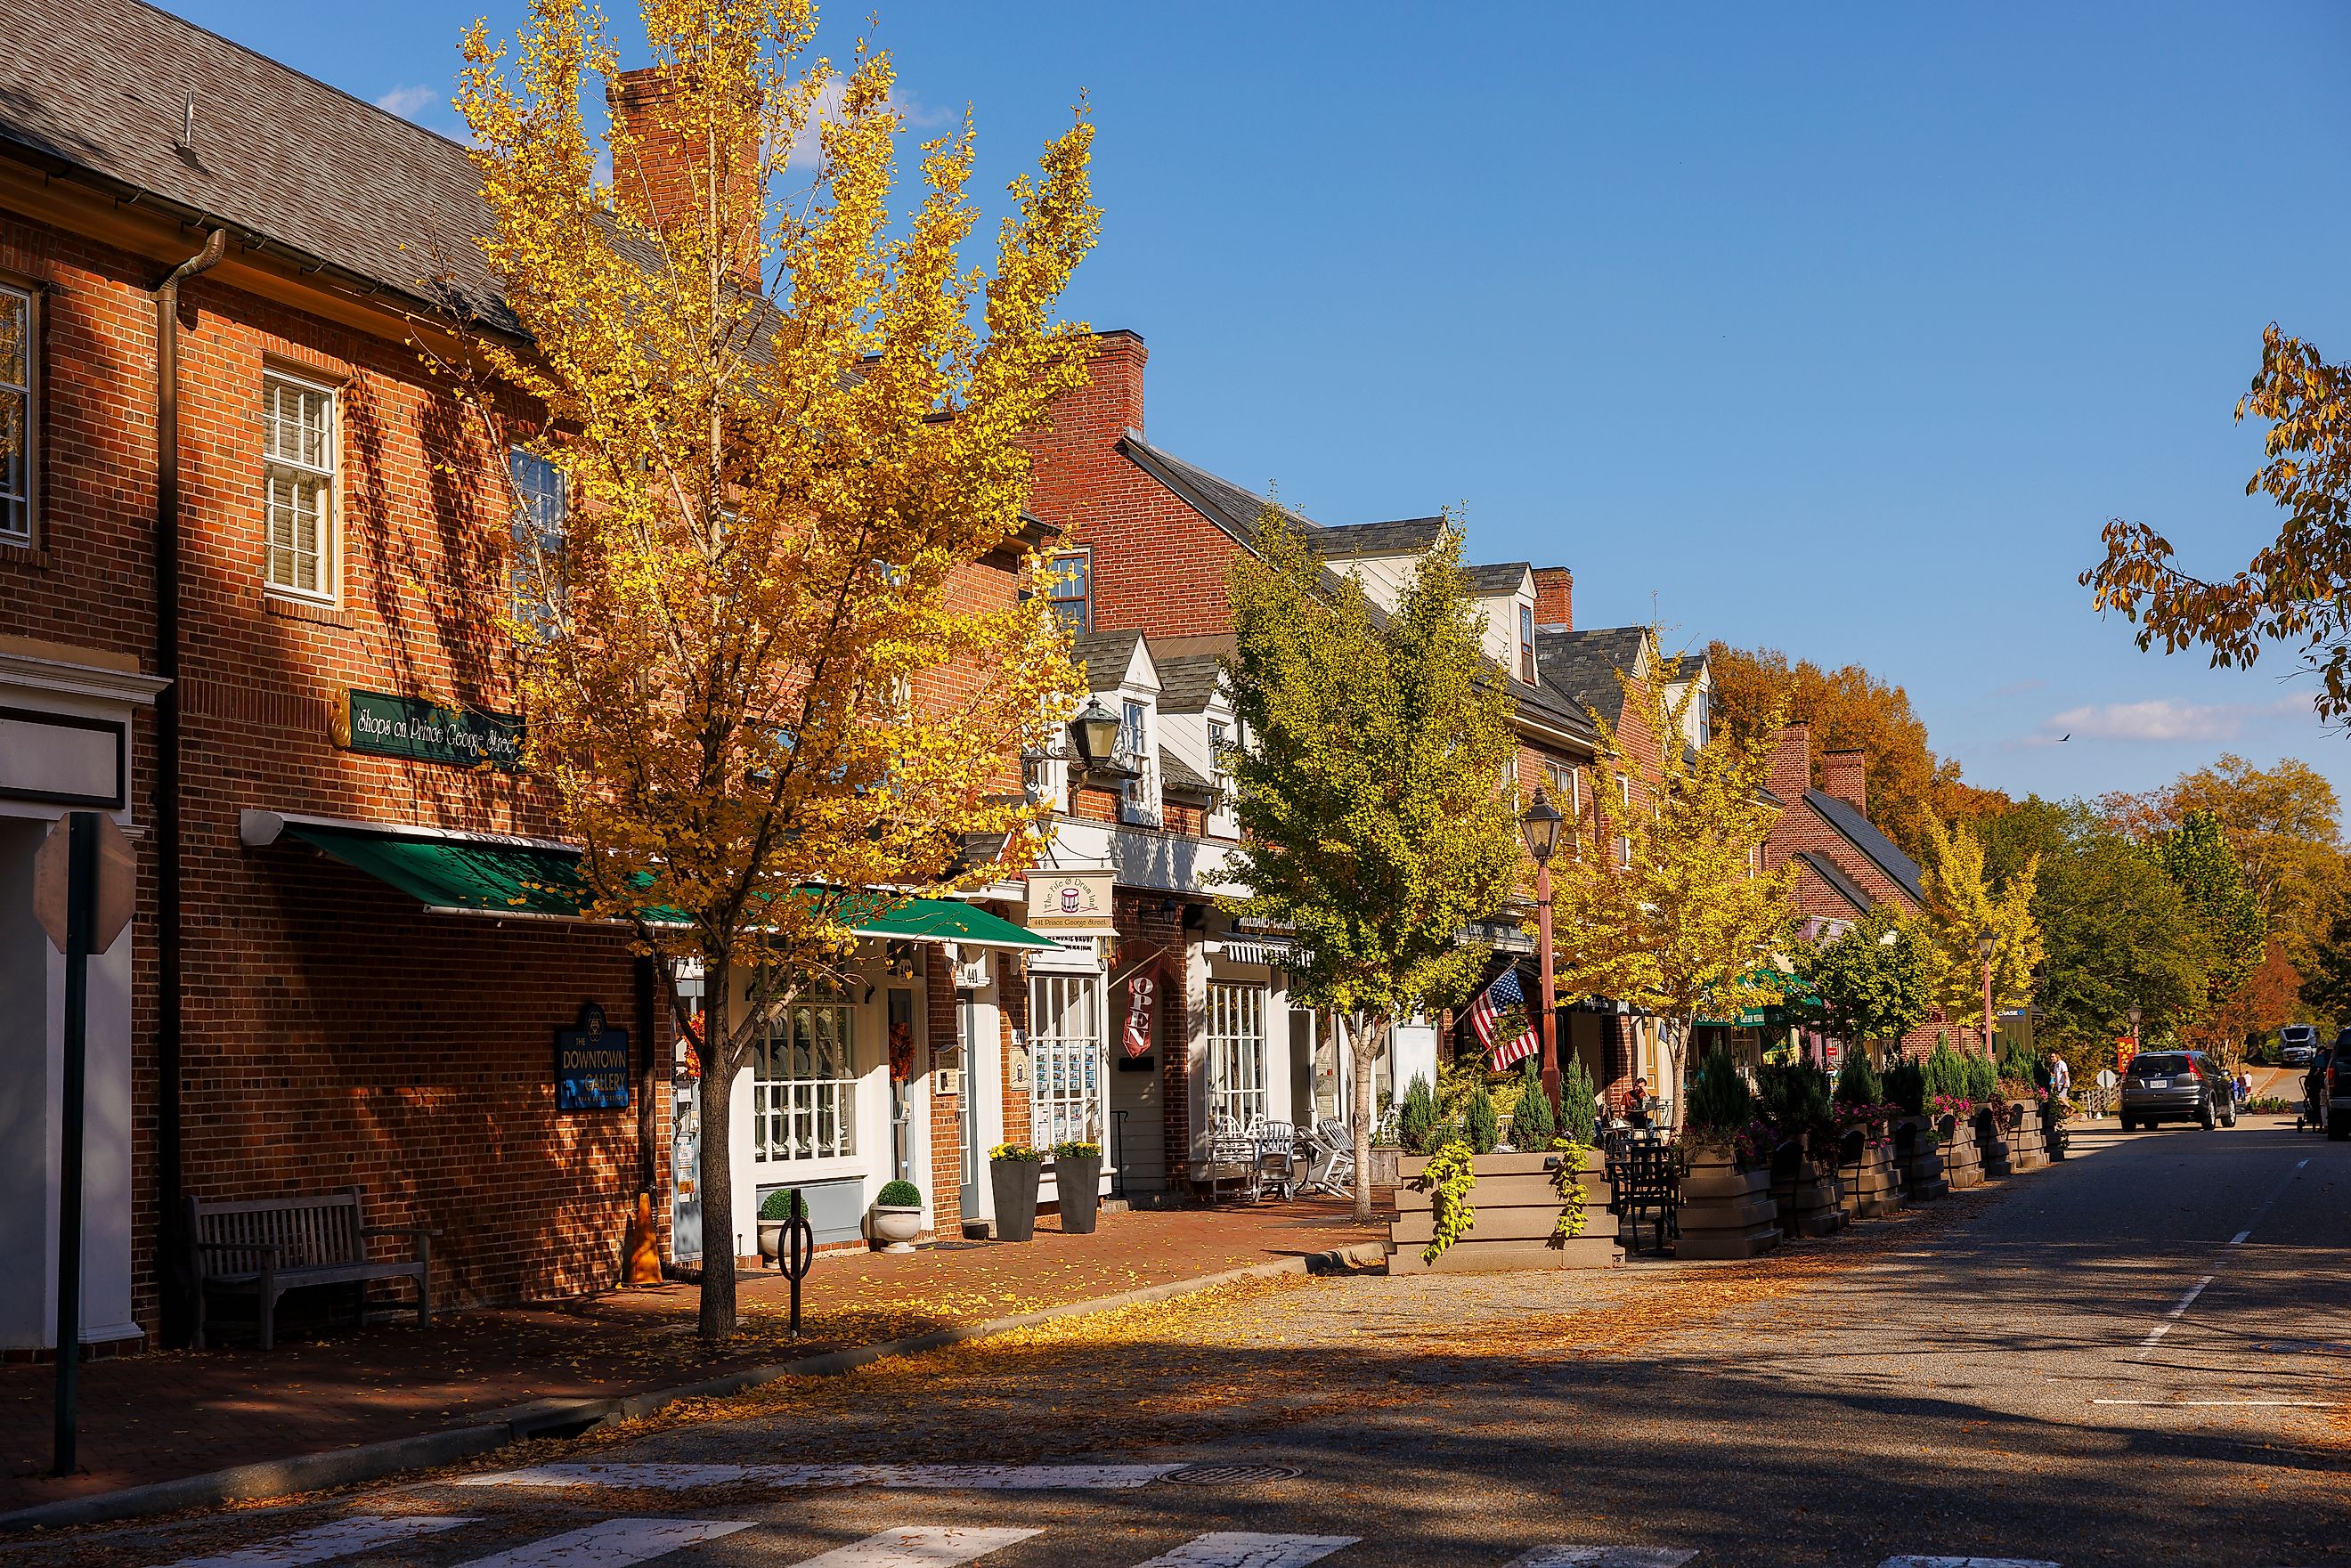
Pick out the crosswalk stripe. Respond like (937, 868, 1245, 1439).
(460, 1463, 1185, 1491)
(1878, 1558, 2061, 1567)
(1123, 1533, 1359, 1568)
(452, 1518, 753, 1568)
(1505, 1549, 1697, 1567)
(784, 1527, 1042, 1568)
(150, 1515, 477, 1568)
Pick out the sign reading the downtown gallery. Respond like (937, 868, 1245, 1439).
(1024, 868, 1115, 931)
(334, 688, 525, 771)
(556, 1001, 631, 1111)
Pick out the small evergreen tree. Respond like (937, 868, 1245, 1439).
(1834, 1052, 1883, 1106)
(1559, 1056, 1600, 1146)
(1508, 1062, 1557, 1150)
(1924, 1035, 1969, 1103)
(1965, 1052, 1999, 1103)
(1883, 1058, 1926, 1116)
(1398, 1074, 1438, 1155)
(1758, 1060, 1834, 1135)
(1463, 1088, 1500, 1154)
(1686, 1045, 1753, 1133)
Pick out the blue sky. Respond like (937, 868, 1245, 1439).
(180, 0, 2351, 815)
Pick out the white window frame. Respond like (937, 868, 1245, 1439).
(0, 280, 36, 547)
(1616, 774, 1632, 868)
(1206, 980, 1270, 1132)
(261, 368, 338, 601)
(508, 447, 565, 632)
(1119, 697, 1160, 827)
(1549, 762, 1581, 860)
(1029, 972, 1104, 1150)
(1518, 602, 1536, 683)
(753, 987, 858, 1163)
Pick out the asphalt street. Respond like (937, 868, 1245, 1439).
(22, 1116, 2348, 1568)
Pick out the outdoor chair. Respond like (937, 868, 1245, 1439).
(1253, 1120, 1299, 1200)
(1200, 1115, 1261, 1205)
(1618, 1143, 1680, 1255)
(1305, 1118, 1355, 1196)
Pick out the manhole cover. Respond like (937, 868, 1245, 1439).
(1166, 1464, 1302, 1487)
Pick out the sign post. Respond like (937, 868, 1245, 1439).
(32, 811, 135, 1478)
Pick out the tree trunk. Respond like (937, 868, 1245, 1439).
(1346, 1011, 1381, 1226)
(697, 963, 737, 1345)
(1664, 1014, 1689, 1133)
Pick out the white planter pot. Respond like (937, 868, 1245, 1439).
(871, 1204, 923, 1253)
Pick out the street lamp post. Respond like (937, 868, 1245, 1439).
(1520, 787, 1566, 1112)
(1976, 926, 1997, 1058)
(2127, 1003, 2142, 1054)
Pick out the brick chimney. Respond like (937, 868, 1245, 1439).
(1823, 749, 1867, 815)
(606, 66, 761, 288)
(1769, 722, 1812, 806)
(1022, 329, 1147, 528)
(1533, 567, 1573, 632)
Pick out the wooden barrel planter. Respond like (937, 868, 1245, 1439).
(1388, 1150, 1619, 1273)
(1674, 1143, 1778, 1260)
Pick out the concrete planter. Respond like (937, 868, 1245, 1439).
(1893, 1117, 1947, 1202)
(869, 1204, 923, 1254)
(1366, 1148, 1403, 1189)
(2005, 1100, 2047, 1172)
(1388, 1150, 1619, 1273)
(1771, 1156, 1845, 1239)
(1841, 1143, 1902, 1219)
(1941, 1114, 1985, 1190)
(1674, 1146, 1778, 1260)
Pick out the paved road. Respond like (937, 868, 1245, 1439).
(22, 1117, 2347, 1568)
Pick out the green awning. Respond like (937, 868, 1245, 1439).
(282, 822, 1056, 946)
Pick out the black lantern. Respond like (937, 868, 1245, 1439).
(1070, 695, 1122, 767)
(1520, 785, 1565, 866)
(1976, 925, 1997, 963)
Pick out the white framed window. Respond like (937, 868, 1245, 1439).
(1518, 602, 1536, 683)
(1206, 980, 1269, 1132)
(1615, 774, 1632, 868)
(0, 280, 36, 546)
(1207, 718, 1237, 824)
(1548, 761, 1581, 860)
(1119, 697, 1159, 827)
(753, 988, 857, 1162)
(262, 370, 337, 598)
(509, 448, 565, 631)
(1029, 972, 1103, 1150)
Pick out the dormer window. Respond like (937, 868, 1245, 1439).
(1519, 603, 1536, 683)
(1119, 698, 1159, 827)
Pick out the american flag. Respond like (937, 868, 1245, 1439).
(1468, 970, 1541, 1070)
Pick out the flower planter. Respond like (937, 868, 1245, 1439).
(1842, 1143, 1902, 1219)
(1055, 1155, 1103, 1235)
(757, 1219, 784, 1263)
(1674, 1145, 1778, 1260)
(1388, 1150, 1619, 1273)
(1893, 1117, 1946, 1202)
(1365, 1148, 1403, 1189)
(1941, 1114, 1984, 1190)
(2006, 1099, 2047, 1172)
(2046, 1104, 2070, 1161)
(989, 1158, 1042, 1242)
(1770, 1156, 1845, 1239)
(869, 1204, 923, 1254)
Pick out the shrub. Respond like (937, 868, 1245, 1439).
(1758, 1060, 1834, 1134)
(875, 1180, 922, 1207)
(1559, 1056, 1600, 1146)
(758, 1189, 803, 1221)
(1398, 1074, 1438, 1154)
(1997, 1036, 2040, 1089)
(1924, 1037, 1970, 1104)
(1965, 1053, 1999, 1104)
(1834, 1053, 1883, 1108)
(1508, 1065, 1556, 1151)
(1883, 1059, 1926, 1117)
(988, 1141, 1041, 1162)
(1463, 1090, 1500, 1154)
(1686, 1045, 1752, 1133)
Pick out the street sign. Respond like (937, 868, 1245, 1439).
(33, 812, 134, 955)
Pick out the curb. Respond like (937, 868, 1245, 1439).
(0, 1239, 1386, 1534)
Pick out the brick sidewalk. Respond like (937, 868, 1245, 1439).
(0, 1198, 1384, 1515)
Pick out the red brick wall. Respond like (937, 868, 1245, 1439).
(1112, 890, 1191, 1182)
(1533, 567, 1573, 632)
(923, 945, 962, 1236)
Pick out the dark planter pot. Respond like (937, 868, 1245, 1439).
(990, 1158, 1042, 1241)
(1056, 1155, 1103, 1234)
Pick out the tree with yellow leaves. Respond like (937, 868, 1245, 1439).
(1916, 815, 2042, 1052)
(1549, 638, 1799, 1130)
(447, 0, 1096, 1341)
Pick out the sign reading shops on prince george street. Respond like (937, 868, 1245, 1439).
(335, 688, 525, 771)
(556, 1002, 631, 1111)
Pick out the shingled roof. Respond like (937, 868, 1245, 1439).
(1070, 630, 1147, 694)
(1806, 789, 1927, 906)
(1118, 435, 1322, 557)
(1314, 516, 1447, 557)
(1463, 562, 1533, 596)
(1153, 652, 1226, 715)
(1534, 627, 1649, 718)
(0, 0, 518, 331)
(1795, 850, 1876, 915)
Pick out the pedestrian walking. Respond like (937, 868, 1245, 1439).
(2046, 1049, 2070, 1102)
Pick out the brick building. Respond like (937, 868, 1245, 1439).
(0, 0, 1059, 1353)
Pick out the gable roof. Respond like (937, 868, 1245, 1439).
(1805, 788, 1927, 906)
(1795, 850, 1876, 915)
(1070, 630, 1149, 695)
(1534, 626, 1649, 719)
(1463, 562, 1533, 596)
(1314, 516, 1446, 557)
(1, 0, 517, 332)
(1153, 652, 1226, 715)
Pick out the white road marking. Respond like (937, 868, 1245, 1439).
(152, 1515, 476, 1568)
(1124, 1534, 1359, 1568)
(2093, 1398, 2339, 1407)
(2140, 1274, 2212, 1346)
(785, 1527, 1041, 1568)
(454, 1519, 752, 1568)
(1506, 1548, 1698, 1567)
(461, 1462, 1184, 1491)
(2230, 1230, 2251, 1245)
(1878, 1559, 2061, 1568)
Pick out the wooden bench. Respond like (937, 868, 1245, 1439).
(186, 1185, 438, 1350)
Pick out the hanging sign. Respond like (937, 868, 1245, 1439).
(1025, 869, 1115, 932)
(1124, 961, 1158, 1060)
(556, 1001, 631, 1110)
(335, 688, 525, 771)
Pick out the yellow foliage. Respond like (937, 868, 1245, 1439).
(1916, 814, 2042, 1035)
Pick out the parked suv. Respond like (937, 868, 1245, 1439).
(2281, 1024, 2320, 1066)
(2119, 1050, 2236, 1131)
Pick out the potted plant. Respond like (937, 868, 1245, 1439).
(1673, 1046, 1779, 1259)
(988, 1142, 1043, 1241)
(757, 1187, 800, 1265)
(870, 1180, 924, 1253)
(1053, 1140, 1104, 1233)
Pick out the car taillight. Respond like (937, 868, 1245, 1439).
(2184, 1061, 2201, 1078)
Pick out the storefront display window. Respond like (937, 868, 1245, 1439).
(1207, 979, 1269, 1130)
(1029, 972, 1102, 1148)
(754, 987, 857, 1162)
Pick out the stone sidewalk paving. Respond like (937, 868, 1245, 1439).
(0, 1198, 1384, 1516)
